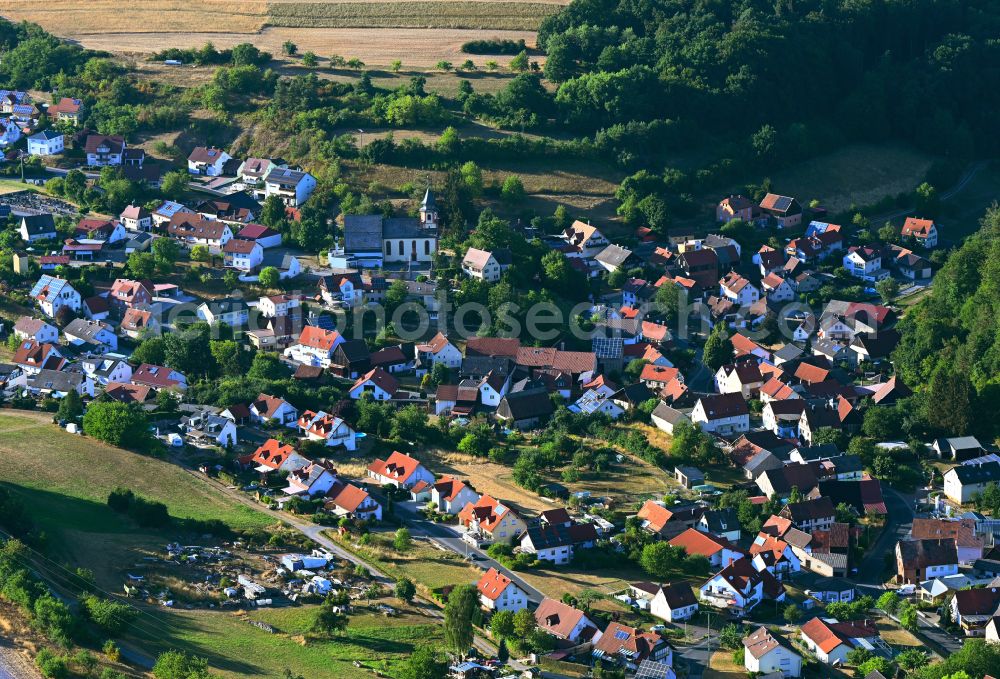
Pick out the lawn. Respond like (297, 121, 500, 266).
(121, 606, 444, 678)
(702, 649, 745, 679)
(268, 1, 562, 31)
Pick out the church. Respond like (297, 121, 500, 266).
(337, 190, 439, 268)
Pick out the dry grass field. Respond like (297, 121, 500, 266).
(0, 0, 561, 65)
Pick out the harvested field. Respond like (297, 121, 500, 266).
(268, 1, 560, 31)
(65, 27, 540, 67)
(0, 1, 267, 35)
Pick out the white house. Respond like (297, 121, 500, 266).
(196, 298, 249, 327)
(691, 393, 749, 436)
(743, 627, 802, 678)
(325, 481, 382, 522)
(944, 462, 1000, 504)
(477, 567, 528, 612)
(187, 146, 231, 176)
(462, 248, 504, 282)
(534, 598, 604, 645)
(0, 118, 21, 147)
(699, 559, 784, 616)
(13, 317, 58, 344)
(719, 272, 759, 307)
(27, 129, 64, 156)
(297, 410, 358, 450)
(651, 403, 691, 434)
(902, 217, 938, 248)
(84, 134, 125, 166)
(561, 220, 610, 257)
(63, 318, 118, 353)
(415, 333, 463, 373)
(349, 367, 399, 401)
(843, 246, 888, 282)
(19, 215, 57, 243)
(182, 409, 238, 448)
(25, 369, 93, 399)
(714, 362, 763, 399)
(366, 451, 435, 489)
(669, 529, 744, 570)
(761, 273, 795, 302)
(250, 393, 298, 427)
(650, 583, 699, 623)
(119, 205, 152, 232)
(12, 340, 65, 375)
(79, 356, 132, 386)
(166, 217, 233, 254)
(29, 276, 80, 318)
(283, 463, 337, 498)
(283, 327, 344, 368)
(519, 521, 598, 565)
(264, 168, 316, 207)
(762, 399, 806, 439)
(431, 476, 480, 515)
(799, 617, 880, 665)
(223, 238, 264, 271)
(258, 294, 301, 318)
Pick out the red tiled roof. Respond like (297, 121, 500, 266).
(477, 567, 514, 601)
(367, 451, 423, 484)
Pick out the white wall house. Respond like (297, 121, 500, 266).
(27, 130, 64, 156)
(691, 394, 749, 436)
(477, 568, 528, 612)
(297, 410, 358, 450)
(743, 627, 802, 678)
(29, 276, 80, 318)
(650, 583, 699, 623)
(944, 462, 1000, 504)
(264, 168, 316, 207)
(843, 246, 888, 282)
(720, 272, 759, 307)
(462, 248, 503, 282)
(187, 146, 231, 176)
(283, 327, 344, 368)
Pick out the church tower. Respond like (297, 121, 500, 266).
(419, 188, 438, 229)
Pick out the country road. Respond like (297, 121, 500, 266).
(868, 160, 988, 223)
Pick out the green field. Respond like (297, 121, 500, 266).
(268, 1, 561, 30)
(0, 413, 272, 534)
(122, 607, 445, 678)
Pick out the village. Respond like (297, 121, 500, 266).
(0, 81, 998, 679)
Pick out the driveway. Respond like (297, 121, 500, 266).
(394, 501, 545, 605)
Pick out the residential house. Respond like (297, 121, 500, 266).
(595, 244, 634, 272)
(283, 326, 344, 368)
(187, 146, 232, 176)
(699, 508, 742, 542)
(749, 533, 801, 579)
(63, 318, 117, 353)
(650, 583, 699, 623)
(25, 369, 93, 399)
(0, 118, 21, 146)
(691, 393, 749, 436)
(636, 500, 704, 540)
(758, 194, 802, 229)
(896, 539, 959, 584)
(843, 246, 888, 282)
(223, 238, 264, 271)
(477, 568, 528, 612)
(13, 317, 58, 344)
(756, 463, 819, 500)
(715, 362, 764, 399)
(534, 598, 603, 644)
(415, 333, 462, 372)
(951, 587, 1000, 637)
(238, 158, 279, 190)
(431, 476, 480, 515)
(27, 129, 64, 156)
(675, 465, 705, 490)
(297, 410, 358, 450)
(458, 495, 526, 545)
(462, 247, 506, 282)
(519, 521, 598, 565)
(911, 518, 984, 565)
(151, 200, 194, 228)
(75, 218, 126, 244)
(264, 168, 316, 207)
(561, 220, 610, 256)
(720, 272, 759, 307)
(85, 134, 125, 166)
(799, 617, 881, 665)
(743, 626, 802, 678)
(30, 276, 80, 318)
(241, 439, 308, 475)
(181, 409, 238, 448)
(47, 97, 83, 125)
(236, 223, 282, 249)
(108, 278, 154, 317)
(699, 558, 785, 615)
(119, 205, 152, 232)
(19, 214, 57, 243)
(806, 578, 856, 604)
(944, 462, 1000, 504)
(166, 215, 233, 253)
(131, 363, 187, 391)
(901, 217, 939, 248)
(762, 399, 806, 438)
(250, 393, 298, 427)
(780, 497, 835, 532)
(367, 451, 435, 489)
(761, 273, 795, 302)
(717, 195, 757, 223)
(283, 463, 337, 498)
(318, 272, 364, 308)
(592, 623, 672, 672)
(669, 529, 744, 569)
(677, 248, 719, 289)
(641, 364, 681, 391)
(102, 382, 152, 404)
(197, 298, 249, 327)
(325, 481, 383, 522)
(348, 367, 399, 401)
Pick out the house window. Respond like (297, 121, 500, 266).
(398, 240, 404, 256)
(424, 240, 430, 255)
(385, 241, 391, 255)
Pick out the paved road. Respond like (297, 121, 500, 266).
(856, 486, 914, 585)
(393, 500, 545, 605)
(0, 641, 40, 679)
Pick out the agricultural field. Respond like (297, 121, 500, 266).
(0, 0, 559, 66)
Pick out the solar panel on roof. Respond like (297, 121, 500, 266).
(614, 629, 630, 640)
(774, 196, 791, 211)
